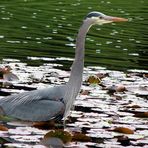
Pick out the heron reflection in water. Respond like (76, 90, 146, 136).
(0, 12, 127, 122)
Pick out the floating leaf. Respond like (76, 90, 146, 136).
(33, 121, 55, 130)
(134, 112, 148, 118)
(113, 127, 134, 134)
(107, 84, 126, 94)
(0, 124, 8, 131)
(143, 73, 148, 78)
(116, 135, 131, 146)
(116, 84, 126, 92)
(96, 73, 108, 79)
(72, 132, 91, 142)
(81, 90, 90, 95)
(86, 75, 101, 84)
(44, 130, 72, 143)
(126, 105, 141, 108)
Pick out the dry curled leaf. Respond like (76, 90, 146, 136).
(113, 127, 134, 134)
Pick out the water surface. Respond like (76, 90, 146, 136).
(0, 0, 147, 70)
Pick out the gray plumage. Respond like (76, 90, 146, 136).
(0, 85, 66, 121)
(0, 12, 127, 121)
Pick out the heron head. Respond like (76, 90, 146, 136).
(84, 11, 128, 25)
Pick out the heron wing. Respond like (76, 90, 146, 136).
(0, 85, 66, 121)
(6, 99, 65, 121)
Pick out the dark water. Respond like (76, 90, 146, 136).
(0, 0, 147, 70)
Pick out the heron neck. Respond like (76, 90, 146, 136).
(63, 21, 92, 119)
(68, 21, 91, 87)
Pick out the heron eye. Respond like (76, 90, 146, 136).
(99, 16, 103, 19)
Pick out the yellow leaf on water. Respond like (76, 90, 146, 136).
(86, 75, 101, 84)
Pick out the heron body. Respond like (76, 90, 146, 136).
(0, 12, 127, 121)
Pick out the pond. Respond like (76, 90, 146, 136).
(0, 0, 148, 148)
(0, 0, 147, 70)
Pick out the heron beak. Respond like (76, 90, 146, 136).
(105, 16, 128, 22)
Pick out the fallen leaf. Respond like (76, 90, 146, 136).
(72, 132, 91, 142)
(44, 130, 72, 143)
(96, 73, 108, 79)
(116, 135, 131, 146)
(0, 124, 8, 131)
(143, 73, 148, 78)
(33, 121, 55, 130)
(107, 84, 126, 94)
(134, 112, 148, 118)
(116, 84, 126, 92)
(86, 75, 101, 84)
(113, 127, 134, 134)
(126, 105, 141, 108)
(81, 90, 90, 95)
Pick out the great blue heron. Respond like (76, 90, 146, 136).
(0, 12, 127, 121)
